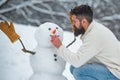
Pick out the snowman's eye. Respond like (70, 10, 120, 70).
(48, 28, 51, 30)
(56, 27, 58, 29)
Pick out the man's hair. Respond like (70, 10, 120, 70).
(70, 5, 93, 23)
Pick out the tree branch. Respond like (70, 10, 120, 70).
(0, 0, 8, 8)
(19, 9, 41, 25)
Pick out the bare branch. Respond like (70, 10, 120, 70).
(19, 8, 41, 25)
(0, 0, 8, 7)
(0, 14, 11, 21)
(101, 14, 120, 21)
(0, 1, 43, 13)
(28, 4, 68, 19)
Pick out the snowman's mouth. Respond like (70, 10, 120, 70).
(50, 35, 59, 37)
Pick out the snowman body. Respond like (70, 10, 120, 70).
(29, 22, 67, 80)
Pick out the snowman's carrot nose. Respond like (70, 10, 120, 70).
(52, 29, 56, 34)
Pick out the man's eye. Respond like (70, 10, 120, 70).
(48, 28, 51, 30)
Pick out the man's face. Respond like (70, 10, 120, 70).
(71, 15, 85, 36)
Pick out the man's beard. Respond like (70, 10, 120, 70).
(74, 26, 85, 37)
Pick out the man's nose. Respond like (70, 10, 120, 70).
(52, 29, 56, 34)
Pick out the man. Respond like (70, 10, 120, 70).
(51, 5, 120, 80)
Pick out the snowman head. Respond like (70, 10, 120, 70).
(35, 22, 63, 48)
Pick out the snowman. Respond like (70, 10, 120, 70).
(29, 22, 67, 80)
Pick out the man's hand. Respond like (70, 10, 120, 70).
(51, 35, 62, 49)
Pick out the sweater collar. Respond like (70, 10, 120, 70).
(80, 20, 95, 40)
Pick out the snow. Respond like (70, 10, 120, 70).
(0, 23, 82, 80)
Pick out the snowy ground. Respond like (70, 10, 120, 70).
(0, 23, 82, 80)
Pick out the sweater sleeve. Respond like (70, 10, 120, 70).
(57, 32, 103, 68)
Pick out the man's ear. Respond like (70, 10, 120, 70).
(81, 18, 87, 25)
(82, 18, 89, 30)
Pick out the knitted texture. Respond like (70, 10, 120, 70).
(0, 21, 20, 43)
